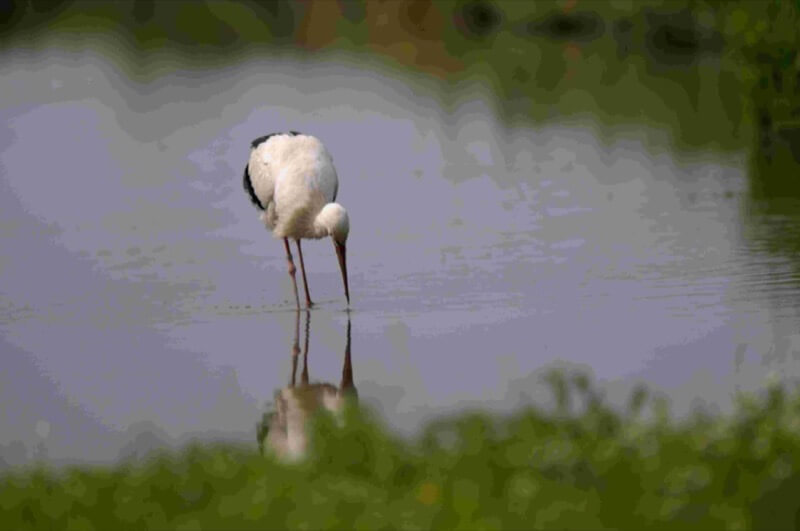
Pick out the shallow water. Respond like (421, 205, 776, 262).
(2, 50, 800, 466)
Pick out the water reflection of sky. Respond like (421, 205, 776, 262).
(2, 50, 799, 466)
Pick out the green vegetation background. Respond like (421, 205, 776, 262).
(2, 0, 798, 152)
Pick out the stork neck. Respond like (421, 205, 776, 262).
(314, 202, 348, 242)
(312, 209, 334, 239)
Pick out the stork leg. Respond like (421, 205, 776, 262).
(295, 239, 314, 308)
(283, 238, 300, 309)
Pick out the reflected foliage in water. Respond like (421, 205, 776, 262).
(742, 151, 800, 309)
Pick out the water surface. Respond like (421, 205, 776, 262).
(2, 50, 800, 466)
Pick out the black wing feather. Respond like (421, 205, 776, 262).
(250, 133, 277, 149)
(243, 164, 264, 210)
(250, 130, 302, 149)
(246, 131, 305, 209)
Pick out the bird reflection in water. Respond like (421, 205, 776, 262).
(257, 311, 356, 461)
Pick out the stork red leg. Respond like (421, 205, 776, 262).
(283, 238, 300, 308)
(295, 239, 314, 308)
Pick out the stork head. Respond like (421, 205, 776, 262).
(315, 203, 350, 305)
(317, 203, 349, 244)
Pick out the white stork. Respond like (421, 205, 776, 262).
(243, 132, 350, 308)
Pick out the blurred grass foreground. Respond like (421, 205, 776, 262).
(3, 371, 800, 529)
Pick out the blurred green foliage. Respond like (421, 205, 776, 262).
(1, 0, 797, 154)
(3, 370, 800, 529)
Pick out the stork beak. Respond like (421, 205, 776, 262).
(334, 240, 350, 306)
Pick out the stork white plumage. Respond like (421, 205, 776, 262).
(243, 132, 350, 308)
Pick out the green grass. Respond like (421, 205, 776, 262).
(3, 371, 800, 530)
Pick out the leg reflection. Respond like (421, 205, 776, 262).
(258, 314, 357, 461)
(289, 309, 300, 387)
(301, 310, 310, 385)
(340, 317, 356, 399)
